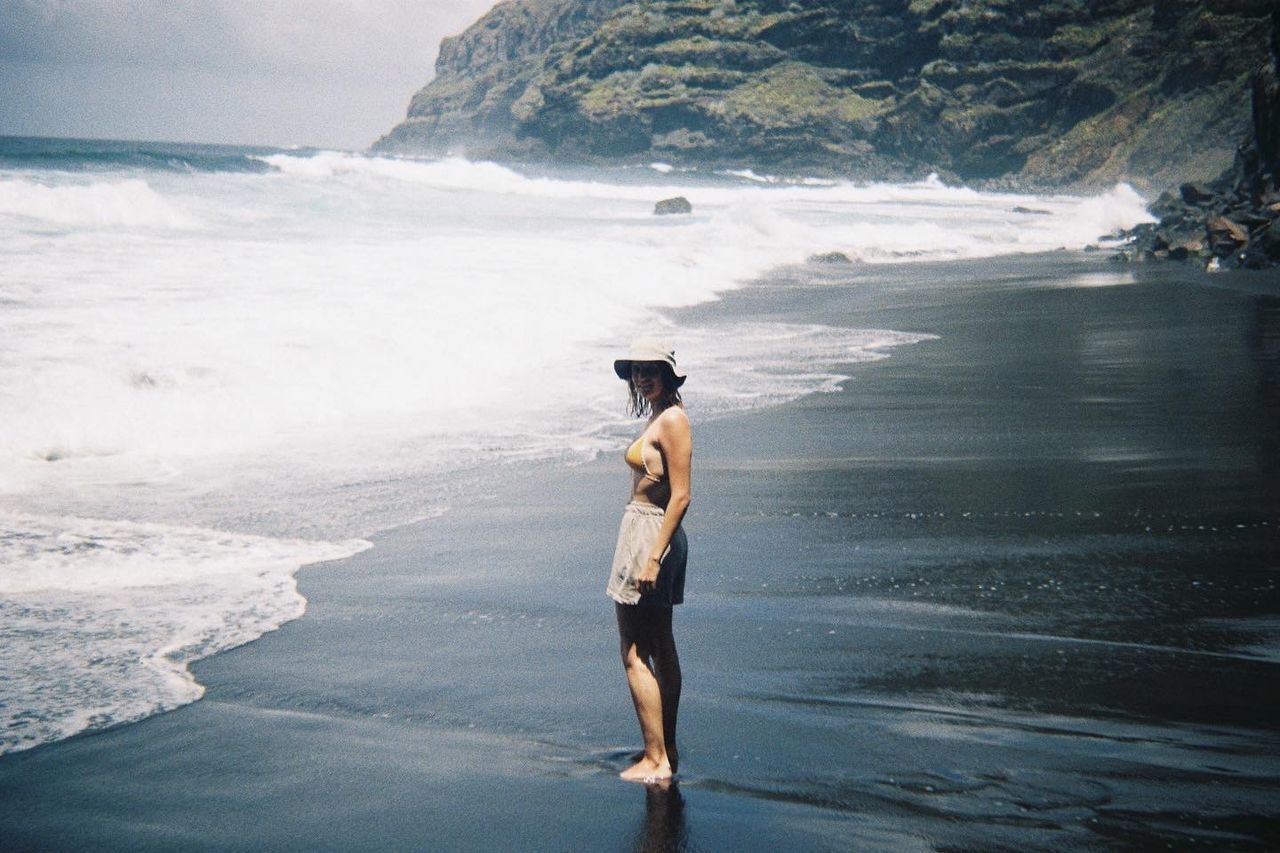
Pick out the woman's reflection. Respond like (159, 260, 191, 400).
(632, 780, 688, 852)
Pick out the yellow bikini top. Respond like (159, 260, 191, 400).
(625, 435, 664, 483)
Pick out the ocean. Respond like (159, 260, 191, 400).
(0, 135, 1155, 755)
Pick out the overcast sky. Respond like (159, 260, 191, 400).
(0, 0, 500, 149)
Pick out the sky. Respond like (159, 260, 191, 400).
(0, 0, 501, 149)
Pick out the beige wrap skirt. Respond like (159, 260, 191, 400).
(606, 501, 687, 607)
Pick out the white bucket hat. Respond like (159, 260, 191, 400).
(613, 338, 687, 387)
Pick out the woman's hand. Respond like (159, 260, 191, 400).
(636, 554, 662, 595)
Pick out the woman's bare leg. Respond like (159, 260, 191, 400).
(649, 608, 681, 773)
(616, 604, 674, 781)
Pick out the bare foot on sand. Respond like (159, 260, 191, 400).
(620, 756, 673, 784)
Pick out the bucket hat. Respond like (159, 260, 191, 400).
(614, 338, 687, 387)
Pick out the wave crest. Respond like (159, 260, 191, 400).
(0, 178, 196, 229)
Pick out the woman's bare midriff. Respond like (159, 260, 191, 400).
(630, 471, 671, 507)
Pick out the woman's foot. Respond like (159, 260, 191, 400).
(620, 756, 673, 783)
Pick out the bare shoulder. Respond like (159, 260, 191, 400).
(655, 405, 691, 442)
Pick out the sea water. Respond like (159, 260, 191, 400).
(0, 136, 1155, 753)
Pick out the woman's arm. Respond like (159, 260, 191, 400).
(636, 407, 692, 594)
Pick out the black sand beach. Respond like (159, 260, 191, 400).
(3, 253, 1278, 851)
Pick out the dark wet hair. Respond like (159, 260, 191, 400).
(627, 362, 683, 417)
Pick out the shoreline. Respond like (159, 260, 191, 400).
(3, 251, 1278, 850)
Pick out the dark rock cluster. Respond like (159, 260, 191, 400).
(1117, 12, 1280, 270)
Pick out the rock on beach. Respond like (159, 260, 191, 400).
(654, 196, 692, 216)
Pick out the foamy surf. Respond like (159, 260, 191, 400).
(0, 177, 197, 229)
(254, 152, 1155, 260)
(0, 512, 368, 753)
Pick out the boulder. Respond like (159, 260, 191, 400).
(1206, 215, 1249, 245)
(808, 251, 853, 264)
(654, 196, 692, 215)
(1150, 190, 1186, 219)
(1172, 235, 1205, 254)
(1258, 218, 1280, 259)
(1179, 182, 1216, 205)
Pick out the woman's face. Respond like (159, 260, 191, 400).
(631, 362, 665, 403)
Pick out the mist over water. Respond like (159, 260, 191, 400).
(0, 138, 1155, 753)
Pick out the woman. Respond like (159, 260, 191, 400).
(607, 338, 692, 783)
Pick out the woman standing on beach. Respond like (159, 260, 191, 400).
(608, 339, 692, 783)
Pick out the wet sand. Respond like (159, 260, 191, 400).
(2, 253, 1278, 851)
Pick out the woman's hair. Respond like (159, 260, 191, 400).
(628, 363, 683, 417)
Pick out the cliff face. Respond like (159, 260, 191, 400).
(375, 0, 1274, 186)
(376, 0, 631, 159)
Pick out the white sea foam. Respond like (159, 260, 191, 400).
(673, 323, 938, 415)
(721, 168, 776, 183)
(0, 512, 367, 753)
(0, 147, 1156, 754)
(0, 177, 197, 229)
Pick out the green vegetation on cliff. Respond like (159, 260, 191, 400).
(375, 0, 1275, 186)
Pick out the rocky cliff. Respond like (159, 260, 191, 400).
(374, 0, 1274, 187)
